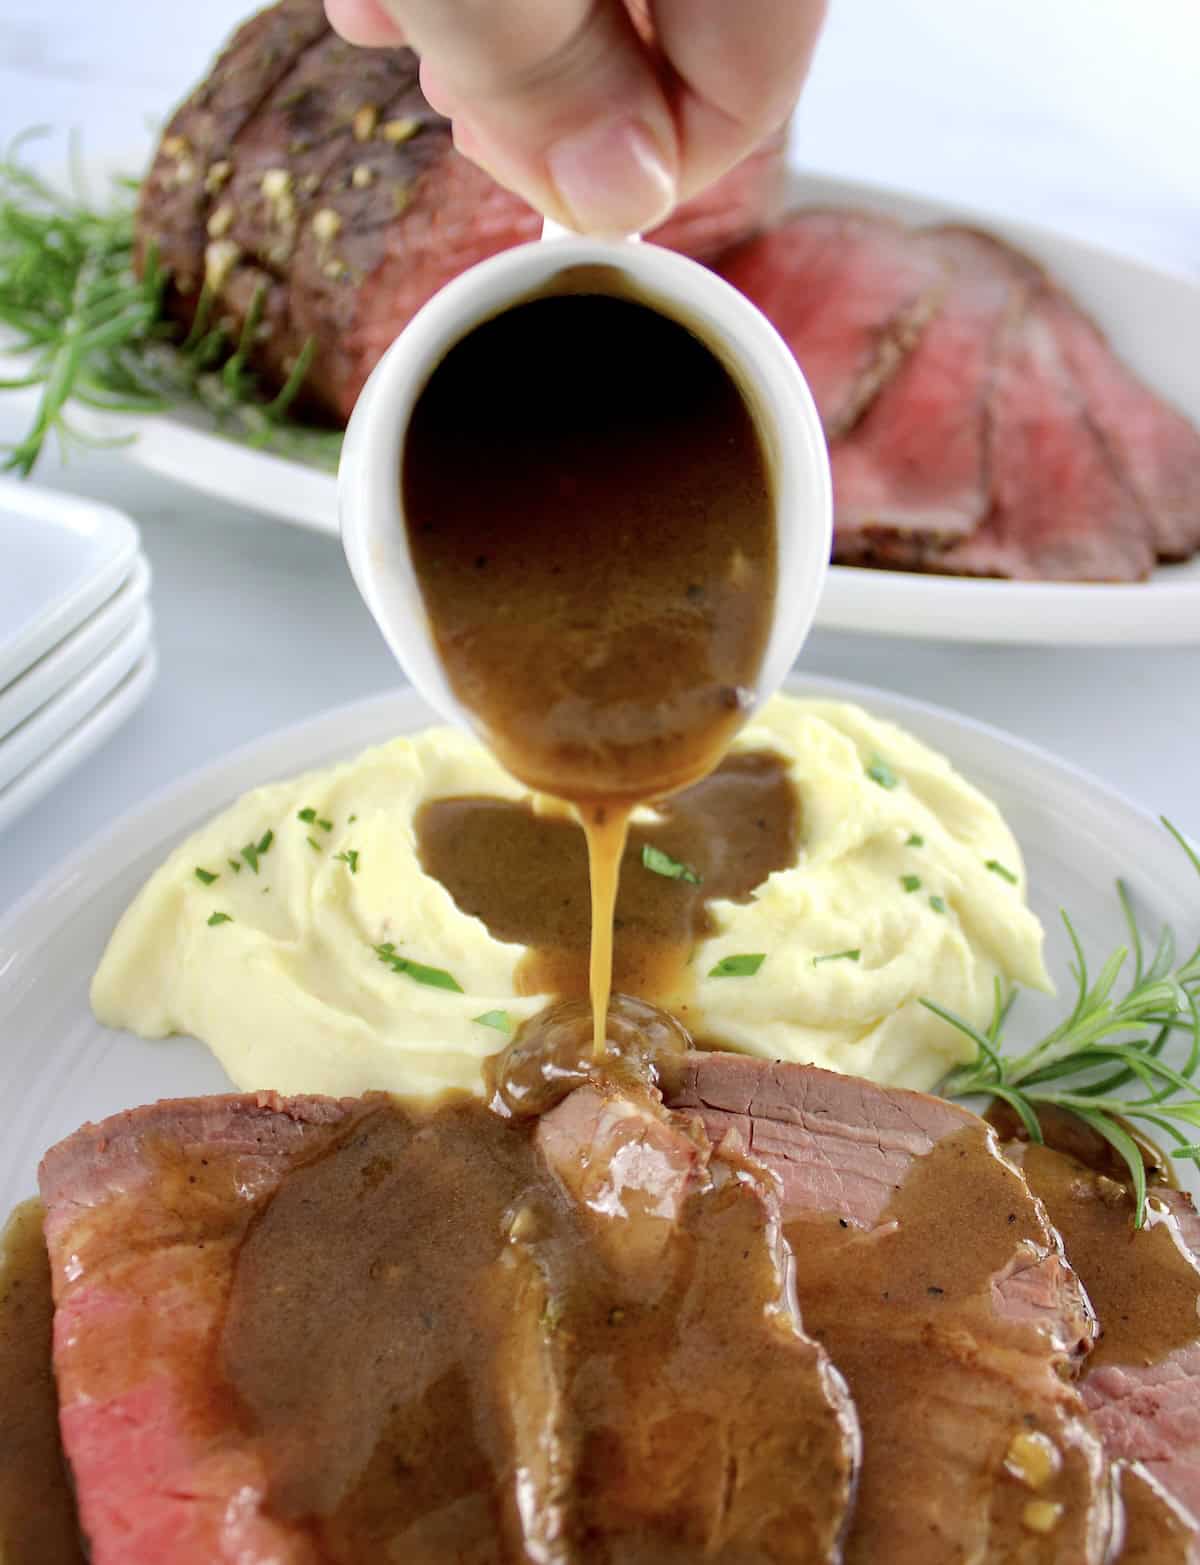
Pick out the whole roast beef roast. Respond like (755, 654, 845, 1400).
(133, 0, 786, 427)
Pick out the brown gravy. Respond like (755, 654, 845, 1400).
(986, 1103, 1199, 1367)
(783, 1124, 1106, 1564)
(417, 748, 798, 1007)
(221, 1092, 846, 1559)
(486, 993, 693, 1120)
(1016, 1142, 1199, 1370)
(987, 1100, 1174, 1187)
(0, 1200, 85, 1564)
(1116, 1462, 1198, 1563)
(403, 277, 776, 1050)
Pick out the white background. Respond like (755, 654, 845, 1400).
(0, 0, 1198, 913)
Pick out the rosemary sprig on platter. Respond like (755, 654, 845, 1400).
(0, 132, 341, 475)
(930, 820, 1200, 1224)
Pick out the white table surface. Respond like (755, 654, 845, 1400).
(1, 0, 1198, 918)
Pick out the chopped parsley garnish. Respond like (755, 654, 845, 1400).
(374, 942, 463, 992)
(813, 949, 861, 966)
(641, 844, 702, 884)
(194, 867, 218, 885)
(930, 895, 947, 914)
(307, 836, 322, 852)
(241, 829, 274, 874)
(866, 756, 900, 790)
(227, 858, 242, 874)
(986, 859, 1018, 884)
(319, 817, 333, 832)
(335, 849, 359, 874)
(298, 807, 317, 823)
(906, 833, 924, 848)
(207, 911, 233, 927)
(474, 1010, 512, 1034)
(900, 874, 922, 893)
(708, 952, 766, 979)
(348, 814, 358, 824)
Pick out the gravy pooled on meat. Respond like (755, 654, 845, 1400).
(403, 273, 776, 1049)
(33, 1089, 857, 1561)
(224, 1095, 855, 1559)
(1013, 1141, 1200, 1371)
(780, 1122, 1111, 1564)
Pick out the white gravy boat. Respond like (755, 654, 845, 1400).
(339, 224, 831, 743)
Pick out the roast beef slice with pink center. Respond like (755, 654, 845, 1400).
(136, 0, 786, 423)
(716, 209, 950, 438)
(38, 1093, 371, 1565)
(1047, 292, 1200, 562)
(828, 228, 1035, 558)
(667, 1054, 1116, 1564)
(829, 225, 1158, 580)
(938, 289, 1157, 581)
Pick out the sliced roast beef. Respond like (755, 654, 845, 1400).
(715, 210, 950, 438)
(40, 1087, 858, 1564)
(534, 1084, 860, 1561)
(724, 207, 1199, 579)
(39, 1093, 367, 1564)
(939, 290, 1157, 581)
(828, 228, 1034, 561)
(1006, 1139, 1200, 1550)
(828, 226, 1160, 581)
(667, 1054, 1116, 1564)
(1048, 294, 1200, 562)
(136, 0, 785, 423)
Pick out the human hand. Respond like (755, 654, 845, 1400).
(325, 0, 826, 237)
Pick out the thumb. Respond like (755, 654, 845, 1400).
(371, 0, 680, 237)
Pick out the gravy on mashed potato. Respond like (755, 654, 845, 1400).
(91, 696, 1049, 1101)
(401, 279, 777, 1050)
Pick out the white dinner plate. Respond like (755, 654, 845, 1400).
(0, 648, 157, 838)
(0, 603, 152, 793)
(0, 672, 1197, 1214)
(9, 166, 1197, 646)
(0, 479, 141, 680)
(0, 553, 151, 742)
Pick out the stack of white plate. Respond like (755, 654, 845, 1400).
(0, 480, 157, 832)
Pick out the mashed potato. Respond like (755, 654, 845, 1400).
(92, 696, 1049, 1098)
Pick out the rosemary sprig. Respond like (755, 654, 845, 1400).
(0, 132, 341, 474)
(930, 819, 1200, 1224)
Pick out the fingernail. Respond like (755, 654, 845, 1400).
(546, 118, 676, 238)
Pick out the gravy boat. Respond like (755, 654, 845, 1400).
(339, 225, 832, 744)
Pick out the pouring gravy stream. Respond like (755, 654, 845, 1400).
(402, 271, 777, 1052)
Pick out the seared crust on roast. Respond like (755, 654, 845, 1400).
(135, 0, 786, 423)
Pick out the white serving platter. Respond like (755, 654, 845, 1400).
(0, 672, 1196, 1213)
(12, 166, 1197, 646)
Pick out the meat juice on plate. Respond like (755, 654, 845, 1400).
(402, 270, 777, 1058)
